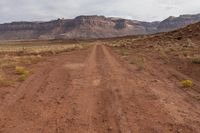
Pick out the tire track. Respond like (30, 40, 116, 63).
(0, 44, 199, 133)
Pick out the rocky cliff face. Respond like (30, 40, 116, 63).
(0, 19, 69, 40)
(73, 16, 114, 27)
(0, 14, 199, 40)
(157, 14, 200, 32)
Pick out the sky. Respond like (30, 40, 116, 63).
(0, 0, 200, 23)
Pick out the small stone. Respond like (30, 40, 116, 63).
(108, 126, 112, 131)
(56, 101, 61, 104)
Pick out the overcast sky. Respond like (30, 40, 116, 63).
(0, 0, 200, 23)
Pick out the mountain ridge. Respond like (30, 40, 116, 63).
(0, 13, 199, 40)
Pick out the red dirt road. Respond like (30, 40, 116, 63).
(0, 45, 200, 133)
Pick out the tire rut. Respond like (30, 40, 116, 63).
(0, 45, 199, 133)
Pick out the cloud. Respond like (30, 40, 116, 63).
(0, 0, 200, 23)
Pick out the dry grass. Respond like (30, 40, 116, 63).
(104, 38, 138, 48)
(0, 40, 90, 86)
(0, 55, 42, 68)
(0, 71, 12, 86)
(128, 55, 146, 71)
(0, 56, 37, 85)
(0, 39, 90, 56)
(120, 50, 129, 56)
(0, 44, 85, 55)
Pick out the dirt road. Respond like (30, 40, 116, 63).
(0, 45, 200, 133)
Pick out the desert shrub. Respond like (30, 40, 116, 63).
(137, 62, 145, 71)
(159, 50, 168, 59)
(181, 80, 193, 88)
(187, 38, 195, 47)
(176, 36, 182, 40)
(15, 66, 27, 74)
(130, 58, 146, 71)
(15, 66, 30, 81)
(121, 51, 129, 56)
(18, 74, 28, 81)
(129, 60, 136, 64)
(19, 55, 42, 65)
(192, 57, 200, 64)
